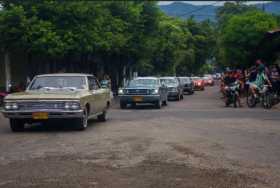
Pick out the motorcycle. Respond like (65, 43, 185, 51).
(247, 85, 273, 109)
(224, 81, 240, 108)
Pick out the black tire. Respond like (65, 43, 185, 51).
(120, 102, 127, 109)
(10, 119, 25, 132)
(225, 97, 230, 107)
(155, 100, 161, 109)
(263, 93, 272, 109)
(75, 109, 88, 131)
(233, 94, 237, 108)
(247, 92, 256, 108)
(97, 110, 107, 122)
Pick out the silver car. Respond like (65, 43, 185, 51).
(160, 77, 184, 101)
(118, 77, 168, 109)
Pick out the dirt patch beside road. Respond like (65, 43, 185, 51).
(0, 155, 265, 188)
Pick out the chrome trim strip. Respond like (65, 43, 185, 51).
(2, 109, 83, 113)
(119, 95, 160, 97)
(4, 100, 80, 103)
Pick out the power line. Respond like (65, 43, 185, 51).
(175, 1, 220, 17)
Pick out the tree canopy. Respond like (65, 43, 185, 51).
(0, 1, 216, 89)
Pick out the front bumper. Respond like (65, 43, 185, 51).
(194, 85, 204, 90)
(183, 86, 193, 92)
(119, 95, 160, 103)
(1, 109, 83, 119)
(168, 91, 179, 97)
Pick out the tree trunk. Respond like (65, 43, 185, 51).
(4, 51, 11, 92)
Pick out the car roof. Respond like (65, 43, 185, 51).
(178, 77, 190, 79)
(159, 77, 176, 79)
(135, 77, 158, 80)
(36, 73, 94, 77)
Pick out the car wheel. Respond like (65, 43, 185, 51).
(263, 93, 272, 109)
(97, 110, 107, 122)
(75, 109, 88, 131)
(247, 92, 256, 108)
(10, 119, 25, 132)
(120, 102, 127, 109)
(155, 100, 161, 109)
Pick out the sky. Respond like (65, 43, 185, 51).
(158, 1, 271, 6)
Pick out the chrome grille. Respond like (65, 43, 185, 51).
(18, 101, 65, 110)
(168, 87, 176, 92)
(126, 89, 149, 95)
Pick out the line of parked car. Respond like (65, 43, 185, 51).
(0, 73, 216, 132)
(118, 75, 215, 109)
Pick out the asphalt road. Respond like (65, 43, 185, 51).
(0, 85, 279, 188)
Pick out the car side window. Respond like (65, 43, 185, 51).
(88, 77, 100, 90)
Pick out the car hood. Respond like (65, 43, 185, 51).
(125, 86, 157, 89)
(5, 90, 82, 100)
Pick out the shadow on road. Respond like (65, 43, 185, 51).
(20, 119, 103, 133)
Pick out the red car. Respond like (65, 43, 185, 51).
(192, 77, 205, 91)
(203, 75, 215, 86)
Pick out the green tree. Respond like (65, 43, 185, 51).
(221, 10, 277, 68)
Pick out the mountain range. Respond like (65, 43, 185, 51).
(158, 2, 280, 22)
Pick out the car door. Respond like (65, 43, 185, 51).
(88, 76, 105, 113)
(87, 76, 98, 115)
(95, 79, 108, 111)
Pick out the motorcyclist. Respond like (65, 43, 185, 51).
(249, 64, 272, 98)
(223, 70, 242, 107)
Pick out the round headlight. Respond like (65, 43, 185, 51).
(71, 103, 80, 110)
(118, 89, 124, 95)
(5, 103, 18, 110)
(65, 102, 80, 110)
(5, 104, 12, 110)
(151, 89, 159, 95)
(11, 103, 18, 110)
(64, 103, 70, 109)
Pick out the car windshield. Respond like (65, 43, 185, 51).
(181, 77, 191, 83)
(29, 76, 87, 90)
(192, 77, 201, 81)
(160, 78, 178, 85)
(128, 79, 158, 87)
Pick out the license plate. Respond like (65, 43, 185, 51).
(32, 112, 48, 120)
(133, 96, 143, 102)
